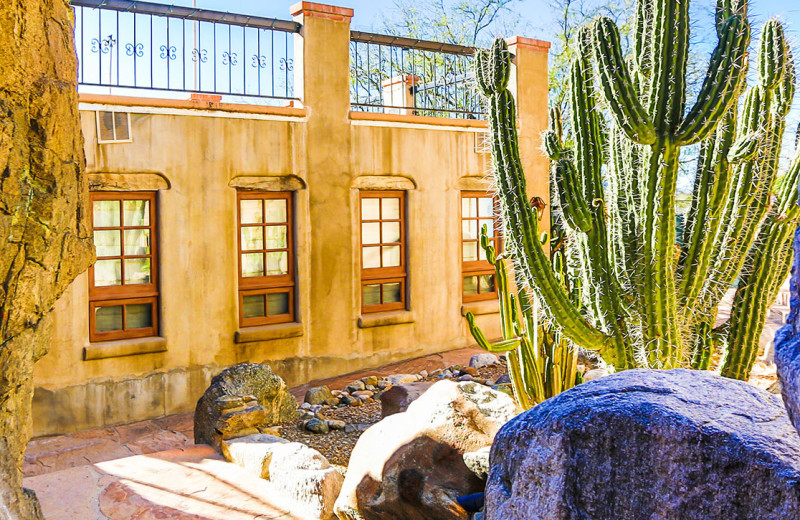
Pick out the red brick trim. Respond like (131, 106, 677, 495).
(290, 2, 354, 21)
(506, 36, 551, 53)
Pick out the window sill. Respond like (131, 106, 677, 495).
(83, 336, 167, 361)
(358, 310, 415, 328)
(234, 322, 304, 344)
(461, 299, 500, 317)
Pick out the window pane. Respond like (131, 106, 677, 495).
(114, 113, 130, 140)
(95, 259, 122, 286)
(95, 305, 123, 332)
(124, 258, 151, 284)
(94, 230, 121, 257)
(241, 226, 264, 251)
(464, 276, 479, 295)
(382, 198, 400, 220)
(265, 225, 288, 249)
(478, 197, 494, 217)
(479, 244, 488, 261)
(242, 253, 264, 277)
(480, 219, 495, 238)
(363, 284, 381, 306)
(383, 282, 402, 304)
(479, 275, 496, 293)
(462, 219, 478, 240)
(240, 199, 263, 224)
(123, 200, 149, 226)
(93, 200, 120, 227)
(266, 252, 289, 275)
(127, 303, 153, 329)
(382, 245, 401, 267)
(363, 246, 381, 268)
(242, 294, 266, 318)
(382, 222, 401, 243)
(463, 242, 478, 262)
(267, 292, 290, 315)
(98, 112, 115, 141)
(462, 197, 477, 218)
(362, 222, 380, 245)
(361, 198, 380, 220)
(123, 229, 150, 256)
(264, 199, 287, 223)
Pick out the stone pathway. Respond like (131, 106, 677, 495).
(23, 446, 302, 520)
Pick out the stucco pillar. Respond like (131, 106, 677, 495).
(290, 3, 355, 362)
(506, 36, 551, 240)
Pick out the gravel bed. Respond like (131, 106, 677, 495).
(278, 362, 511, 468)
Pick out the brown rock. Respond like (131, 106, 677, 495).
(194, 363, 298, 452)
(379, 382, 434, 418)
(0, 1, 94, 517)
(335, 381, 519, 520)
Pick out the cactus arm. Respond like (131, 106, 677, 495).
(647, 0, 690, 133)
(678, 110, 736, 306)
(554, 159, 592, 233)
(476, 46, 619, 363)
(592, 17, 656, 145)
(675, 14, 750, 145)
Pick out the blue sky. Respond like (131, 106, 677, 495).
(152, 1, 800, 41)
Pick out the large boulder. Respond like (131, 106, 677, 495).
(335, 381, 519, 520)
(378, 382, 434, 417)
(486, 369, 800, 520)
(776, 324, 800, 436)
(222, 434, 343, 519)
(195, 363, 297, 451)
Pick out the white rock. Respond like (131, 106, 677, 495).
(220, 434, 287, 478)
(583, 368, 610, 382)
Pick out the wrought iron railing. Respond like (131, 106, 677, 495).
(72, 0, 299, 102)
(350, 32, 484, 119)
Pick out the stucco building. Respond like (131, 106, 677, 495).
(32, 1, 550, 436)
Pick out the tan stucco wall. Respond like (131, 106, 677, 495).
(31, 8, 550, 437)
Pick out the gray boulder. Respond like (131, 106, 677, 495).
(486, 369, 800, 520)
(469, 353, 499, 369)
(776, 324, 800, 435)
(194, 363, 298, 451)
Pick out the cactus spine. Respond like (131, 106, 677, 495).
(471, 0, 800, 380)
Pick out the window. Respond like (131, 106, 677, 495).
(237, 191, 295, 327)
(96, 111, 132, 143)
(462, 191, 501, 302)
(360, 191, 406, 313)
(89, 192, 158, 342)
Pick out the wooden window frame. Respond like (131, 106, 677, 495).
(237, 191, 295, 327)
(360, 190, 407, 314)
(96, 111, 132, 144)
(461, 191, 502, 303)
(89, 191, 159, 342)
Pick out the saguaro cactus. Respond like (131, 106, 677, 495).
(471, 0, 800, 380)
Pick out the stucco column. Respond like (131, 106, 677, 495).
(506, 36, 551, 239)
(290, 3, 355, 361)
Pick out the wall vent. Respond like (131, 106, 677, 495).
(96, 111, 132, 143)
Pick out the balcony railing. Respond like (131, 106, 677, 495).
(349, 32, 484, 119)
(72, 0, 299, 102)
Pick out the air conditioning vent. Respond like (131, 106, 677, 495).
(96, 111, 132, 143)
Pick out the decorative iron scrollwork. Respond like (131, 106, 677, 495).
(251, 55, 268, 69)
(192, 49, 208, 63)
(125, 43, 144, 57)
(159, 45, 177, 60)
(91, 34, 116, 54)
(222, 52, 238, 66)
(279, 57, 294, 71)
